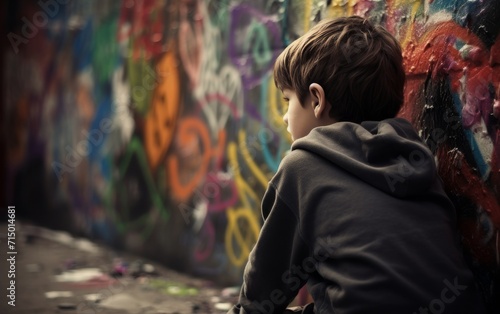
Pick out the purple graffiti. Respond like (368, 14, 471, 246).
(229, 4, 282, 89)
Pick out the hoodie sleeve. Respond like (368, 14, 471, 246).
(228, 182, 310, 314)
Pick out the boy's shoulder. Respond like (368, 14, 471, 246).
(275, 141, 334, 181)
(278, 146, 316, 171)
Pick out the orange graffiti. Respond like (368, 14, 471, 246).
(167, 117, 226, 202)
(144, 48, 180, 170)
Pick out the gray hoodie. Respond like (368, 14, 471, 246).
(229, 118, 486, 314)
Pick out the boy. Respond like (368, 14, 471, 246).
(228, 16, 487, 314)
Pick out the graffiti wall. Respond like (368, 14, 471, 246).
(3, 0, 500, 308)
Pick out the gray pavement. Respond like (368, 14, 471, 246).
(0, 222, 239, 314)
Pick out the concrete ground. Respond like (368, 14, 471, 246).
(0, 222, 239, 314)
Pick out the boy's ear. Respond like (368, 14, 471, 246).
(309, 83, 330, 119)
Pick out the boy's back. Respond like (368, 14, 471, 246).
(271, 118, 485, 313)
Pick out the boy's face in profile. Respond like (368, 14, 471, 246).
(282, 88, 322, 142)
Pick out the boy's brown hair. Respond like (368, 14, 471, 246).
(274, 16, 405, 123)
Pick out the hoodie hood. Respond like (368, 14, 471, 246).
(292, 118, 436, 198)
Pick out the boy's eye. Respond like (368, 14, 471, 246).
(283, 97, 289, 102)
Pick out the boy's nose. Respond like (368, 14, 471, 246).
(283, 113, 288, 125)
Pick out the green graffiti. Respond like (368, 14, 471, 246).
(148, 278, 198, 296)
(92, 16, 119, 84)
(103, 137, 169, 239)
(244, 20, 272, 70)
(127, 52, 155, 115)
(209, 0, 230, 27)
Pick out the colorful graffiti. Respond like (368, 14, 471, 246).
(3, 0, 500, 310)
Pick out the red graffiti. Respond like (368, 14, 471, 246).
(193, 218, 215, 262)
(404, 22, 500, 109)
(438, 146, 500, 265)
(118, 0, 166, 60)
(205, 173, 239, 213)
(404, 21, 500, 266)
